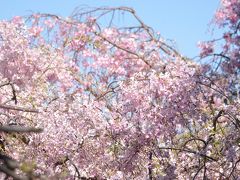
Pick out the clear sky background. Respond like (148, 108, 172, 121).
(1, 0, 222, 58)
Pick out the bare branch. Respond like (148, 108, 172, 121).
(0, 125, 43, 133)
(0, 104, 39, 113)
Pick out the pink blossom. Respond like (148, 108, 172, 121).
(11, 16, 23, 25)
(44, 19, 54, 29)
(46, 73, 58, 83)
(29, 26, 43, 37)
(198, 41, 214, 57)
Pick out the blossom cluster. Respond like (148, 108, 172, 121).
(0, 1, 239, 179)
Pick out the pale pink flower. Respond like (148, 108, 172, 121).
(29, 26, 43, 37)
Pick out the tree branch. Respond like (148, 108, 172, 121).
(0, 125, 43, 133)
(0, 104, 39, 113)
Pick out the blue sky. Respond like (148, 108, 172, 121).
(1, 0, 221, 58)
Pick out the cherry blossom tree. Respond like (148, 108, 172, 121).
(0, 1, 239, 179)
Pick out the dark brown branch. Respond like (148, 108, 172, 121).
(0, 82, 10, 88)
(228, 158, 240, 178)
(193, 164, 204, 180)
(94, 32, 153, 68)
(0, 125, 43, 133)
(68, 158, 81, 179)
(0, 81, 17, 104)
(183, 138, 207, 148)
(213, 110, 224, 131)
(0, 104, 39, 113)
(10, 83, 17, 105)
(148, 151, 153, 180)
